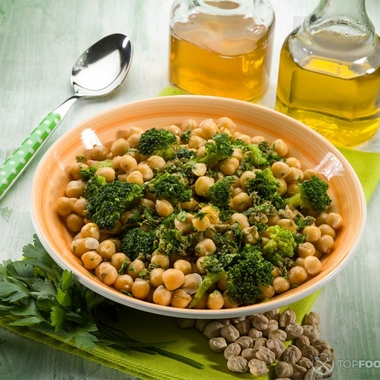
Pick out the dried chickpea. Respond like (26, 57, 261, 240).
(81, 251, 102, 270)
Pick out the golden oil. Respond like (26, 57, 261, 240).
(169, 13, 274, 102)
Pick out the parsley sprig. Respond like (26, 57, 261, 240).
(0, 235, 204, 369)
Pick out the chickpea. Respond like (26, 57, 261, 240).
(276, 218, 297, 233)
(298, 242, 316, 258)
(125, 170, 144, 185)
(166, 124, 182, 136)
(220, 157, 240, 175)
(304, 256, 322, 275)
(277, 179, 287, 196)
(171, 289, 192, 308)
(173, 259, 192, 275)
(56, 197, 75, 216)
(318, 223, 336, 238)
(65, 180, 86, 198)
(127, 259, 146, 279)
(66, 213, 85, 232)
(231, 192, 250, 212)
(207, 290, 225, 310)
(199, 119, 219, 139)
(259, 285, 275, 300)
(131, 278, 151, 300)
(72, 198, 87, 216)
(150, 253, 170, 269)
(188, 135, 206, 149)
(95, 262, 118, 286)
(137, 163, 154, 181)
(195, 238, 217, 257)
(66, 162, 87, 179)
(326, 212, 343, 230)
(288, 266, 308, 285)
(72, 237, 99, 256)
(114, 274, 134, 292)
(149, 267, 165, 288)
(286, 157, 301, 169)
(162, 268, 185, 291)
(272, 139, 288, 157)
(201, 205, 220, 224)
(110, 138, 129, 156)
(81, 251, 103, 270)
(194, 176, 214, 197)
(303, 168, 321, 180)
(153, 285, 172, 306)
(155, 199, 174, 217)
(120, 154, 138, 174)
(96, 167, 115, 183)
(271, 161, 290, 179)
(110, 252, 130, 271)
(273, 277, 291, 294)
(80, 222, 100, 239)
(239, 170, 256, 191)
(285, 167, 304, 183)
(182, 273, 202, 294)
(217, 116, 236, 132)
(85, 145, 108, 161)
(97, 239, 116, 260)
(192, 215, 211, 231)
(303, 225, 322, 242)
(126, 132, 142, 148)
(181, 198, 199, 211)
(229, 213, 250, 229)
(316, 234, 335, 254)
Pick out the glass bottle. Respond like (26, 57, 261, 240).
(169, 0, 275, 102)
(275, 0, 380, 148)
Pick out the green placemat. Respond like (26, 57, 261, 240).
(1, 88, 379, 380)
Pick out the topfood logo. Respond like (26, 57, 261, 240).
(312, 352, 335, 378)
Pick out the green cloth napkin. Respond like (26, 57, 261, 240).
(1, 88, 380, 380)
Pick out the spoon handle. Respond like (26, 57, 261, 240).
(0, 113, 61, 200)
(0, 96, 78, 201)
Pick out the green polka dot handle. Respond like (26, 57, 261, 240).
(0, 112, 61, 200)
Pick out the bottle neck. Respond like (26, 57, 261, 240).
(300, 0, 375, 38)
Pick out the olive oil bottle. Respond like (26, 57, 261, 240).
(169, 0, 275, 102)
(275, 0, 380, 148)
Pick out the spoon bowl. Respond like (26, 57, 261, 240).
(0, 33, 133, 201)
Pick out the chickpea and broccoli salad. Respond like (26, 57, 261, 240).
(56, 116, 343, 310)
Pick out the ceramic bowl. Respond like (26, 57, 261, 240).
(30, 95, 367, 319)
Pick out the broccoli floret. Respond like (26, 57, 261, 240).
(197, 133, 234, 165)
(85, 181, 143, 231)
(286, 175, 332, 214)
(246, 168, 279, 200)
(137, 128, 177, 160)
(147, 172, 192, 203)
(244, 141, 281, 168)
(208, 177, 234, 210)
(176, 147, 196, 160)
(226, 245, 274, 305)
(120, 228, 156, 261)
(189, 255, 226, 308)
(262, 225, 297, 265)
(247, 144, 269, 168)
(154, 227, 192, 256)
(82, 173, 107, 199)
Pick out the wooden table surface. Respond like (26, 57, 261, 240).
(0, 1, 379, 379)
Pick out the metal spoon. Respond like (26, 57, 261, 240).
(0, 33, 133, 201)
